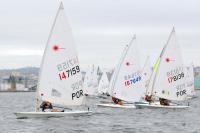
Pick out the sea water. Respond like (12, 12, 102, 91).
(0, 91, 200, 133)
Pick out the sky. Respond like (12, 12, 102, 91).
(0, 0, 200, 69)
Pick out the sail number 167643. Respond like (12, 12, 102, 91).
(125, 76, 141, 86)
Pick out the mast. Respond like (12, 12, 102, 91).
(142, 56, 150, 72)
(141, 56, 152, 94)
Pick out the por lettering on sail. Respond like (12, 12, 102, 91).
(71, 80, 84, 100)
(176, 83, 187, 97)
(72, 90, 83, 100)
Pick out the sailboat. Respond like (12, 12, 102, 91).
(97, 36, 146, 108)
(135, 56, 153, 104)
(135, 28, 189, 109)
(84, 65, 99, 96)
(142, 56, 153, 93)
(97, 70, 110, 95)
(185, 63, 196, 99)
(15, 2, 92, 118)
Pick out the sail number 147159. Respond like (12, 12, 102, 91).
(58, 65, 80, 80)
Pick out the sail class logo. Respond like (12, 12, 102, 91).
(126, 62, 130, 66)
(165, 57, 175, 63)
(126, 61, 133, 66)
(52, 44, 65, 52)
(165, 58, 170, 62)
(53, 45, 59, 51)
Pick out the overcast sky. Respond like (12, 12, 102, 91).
(0, 0, 199, 69)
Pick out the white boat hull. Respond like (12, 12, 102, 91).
(135, 103, 189, 109)
(186, 95, 198, 100)
(97, 103, 136, 109)
(14, 110, 92, 119)
(134, 101, 149, 104)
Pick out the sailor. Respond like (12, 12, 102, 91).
(145, 95, 154, 103)
(106, 93, 110, 97)
(112, 97, 123, 105)
(40, 101, 53, 112)
(159, 98, 170, 106)
(40, 101, 64, 112)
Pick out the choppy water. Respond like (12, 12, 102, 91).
(0, 91, 200, 133)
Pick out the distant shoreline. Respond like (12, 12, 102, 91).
(0, 90, 35, 93)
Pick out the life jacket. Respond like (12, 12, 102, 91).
(112, 97, 123, 105)
(145, 95, 153, 102)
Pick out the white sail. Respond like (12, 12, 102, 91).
(83, 65, 98, 95)
(142, 56, 152, 92)
(37, 2, 84, 106)
(146, 43, 168, 96)
(108, 48, 128, 96)
(91, 65, 99, 88)
(146, 57, 161, 95)
(98, 71, 110, 94)
(152, 28, 187, 101)
(111, 36, 146, 102)
(185, 64, 195, 96)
